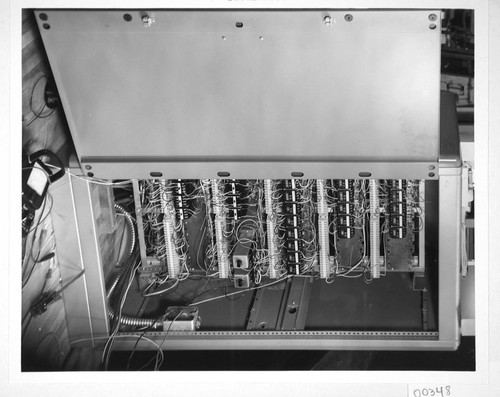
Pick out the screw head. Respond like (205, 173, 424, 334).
(429, 23, 437, 30)
(345, 14, 353, 22)
(142, 15, 154, 27)
(429, 13, 437, 21)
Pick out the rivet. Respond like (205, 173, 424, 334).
(428, 172, 435, 177)
(429, 14, 437, 21)
(429, 23, 437, 30)
(85, 165, 92, 170)
(345, 14, 353, 22)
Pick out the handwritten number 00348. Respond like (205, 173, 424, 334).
(413, 386, 451, 397)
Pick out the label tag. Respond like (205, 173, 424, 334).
(409, 385, 452, 397)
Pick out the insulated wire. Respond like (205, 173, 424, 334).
(142, 279, 180, 297)
(188, 275, 293, 306)
(103, 258, 140, 370)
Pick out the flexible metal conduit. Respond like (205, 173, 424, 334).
(106, 263, 161, 329)
(106, 207, 161, 330)
(114, 204, 136, 262)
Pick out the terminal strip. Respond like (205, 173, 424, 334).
(211, 179, 230, 278)
(316, 179, 331, 278)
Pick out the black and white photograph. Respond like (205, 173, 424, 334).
(3, 0, 499, 396)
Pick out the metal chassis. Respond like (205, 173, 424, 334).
(51, 167, 462, 351)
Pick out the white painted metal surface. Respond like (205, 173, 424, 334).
(37, 10, 441, 179)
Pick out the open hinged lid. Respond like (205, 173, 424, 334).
(36, 9, 442, 179)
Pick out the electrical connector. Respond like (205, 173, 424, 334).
(29, 269, 85, 317)
(30, 291, 61, 316)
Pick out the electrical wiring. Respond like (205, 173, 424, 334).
(188, 275, 293, 306)
(25, 75, 57, 127)
(103, 257, 141, 370)
(72, 334, 163, 349)
(181, 274, 222, 306)
(143, 278, 180, 297)
(129, 177, 426, 325)
(22, 189, 53, 237)
(254, 269, 262, 285)
(25, 268, 84, 321)
(22, 256, 55, 328)
(138, 179, 198, 278)
(22, 235, 54, 288)
(126, 305, 195, 371)
(22, 204, 55, 288)
(50, 269, 85, 295)
(363, 268, 373, 284)
(142, 310, 183, 371)
(60, 168, 134, 186)
(126, 314, 164, 370)
(70, 334, 165, 369)
(88, 177, 432, 365)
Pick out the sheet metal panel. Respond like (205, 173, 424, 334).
(50, 173, 110, 346)
(73, 330, 453, 351)
(36, 10, 441, 179)
(437, 168, 462, 346)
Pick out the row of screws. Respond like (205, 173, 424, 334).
(40, 12, 440, 30)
